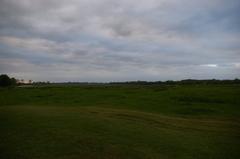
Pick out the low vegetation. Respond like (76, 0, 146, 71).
(0, 83, 240, 159)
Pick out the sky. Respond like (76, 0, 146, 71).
(0, 0, 239, 82)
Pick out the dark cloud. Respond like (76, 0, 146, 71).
(0, 0, 239, 81)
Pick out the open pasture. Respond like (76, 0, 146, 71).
(0, 84, 240, 159)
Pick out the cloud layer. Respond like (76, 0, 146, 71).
(0, 0, 239, 82)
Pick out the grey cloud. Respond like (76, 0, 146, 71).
(0, 0, 239, 81)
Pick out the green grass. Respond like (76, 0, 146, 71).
(0, 84, 240, 159)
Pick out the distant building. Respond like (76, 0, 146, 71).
(16, 79, 33, 84)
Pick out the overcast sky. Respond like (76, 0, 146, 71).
(0, 0, 239, 82)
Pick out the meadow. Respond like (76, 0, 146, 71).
(0, 84, 240, 159)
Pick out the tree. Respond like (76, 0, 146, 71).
(0, 74, 17, 87)
(11, 78, 17, 85)
(0, 74, 12, 87)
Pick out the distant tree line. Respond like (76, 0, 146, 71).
(109, 79, 240, 85)
(33, 81, 50, 85)
(1, 74, 240, 87)
(0, 74, 17, 87)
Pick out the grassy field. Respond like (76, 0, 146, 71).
(0, 84, 240, 159)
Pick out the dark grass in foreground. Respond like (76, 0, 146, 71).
(0, 84, 240, 159)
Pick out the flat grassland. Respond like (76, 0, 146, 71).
(0, 84, 240, 159)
